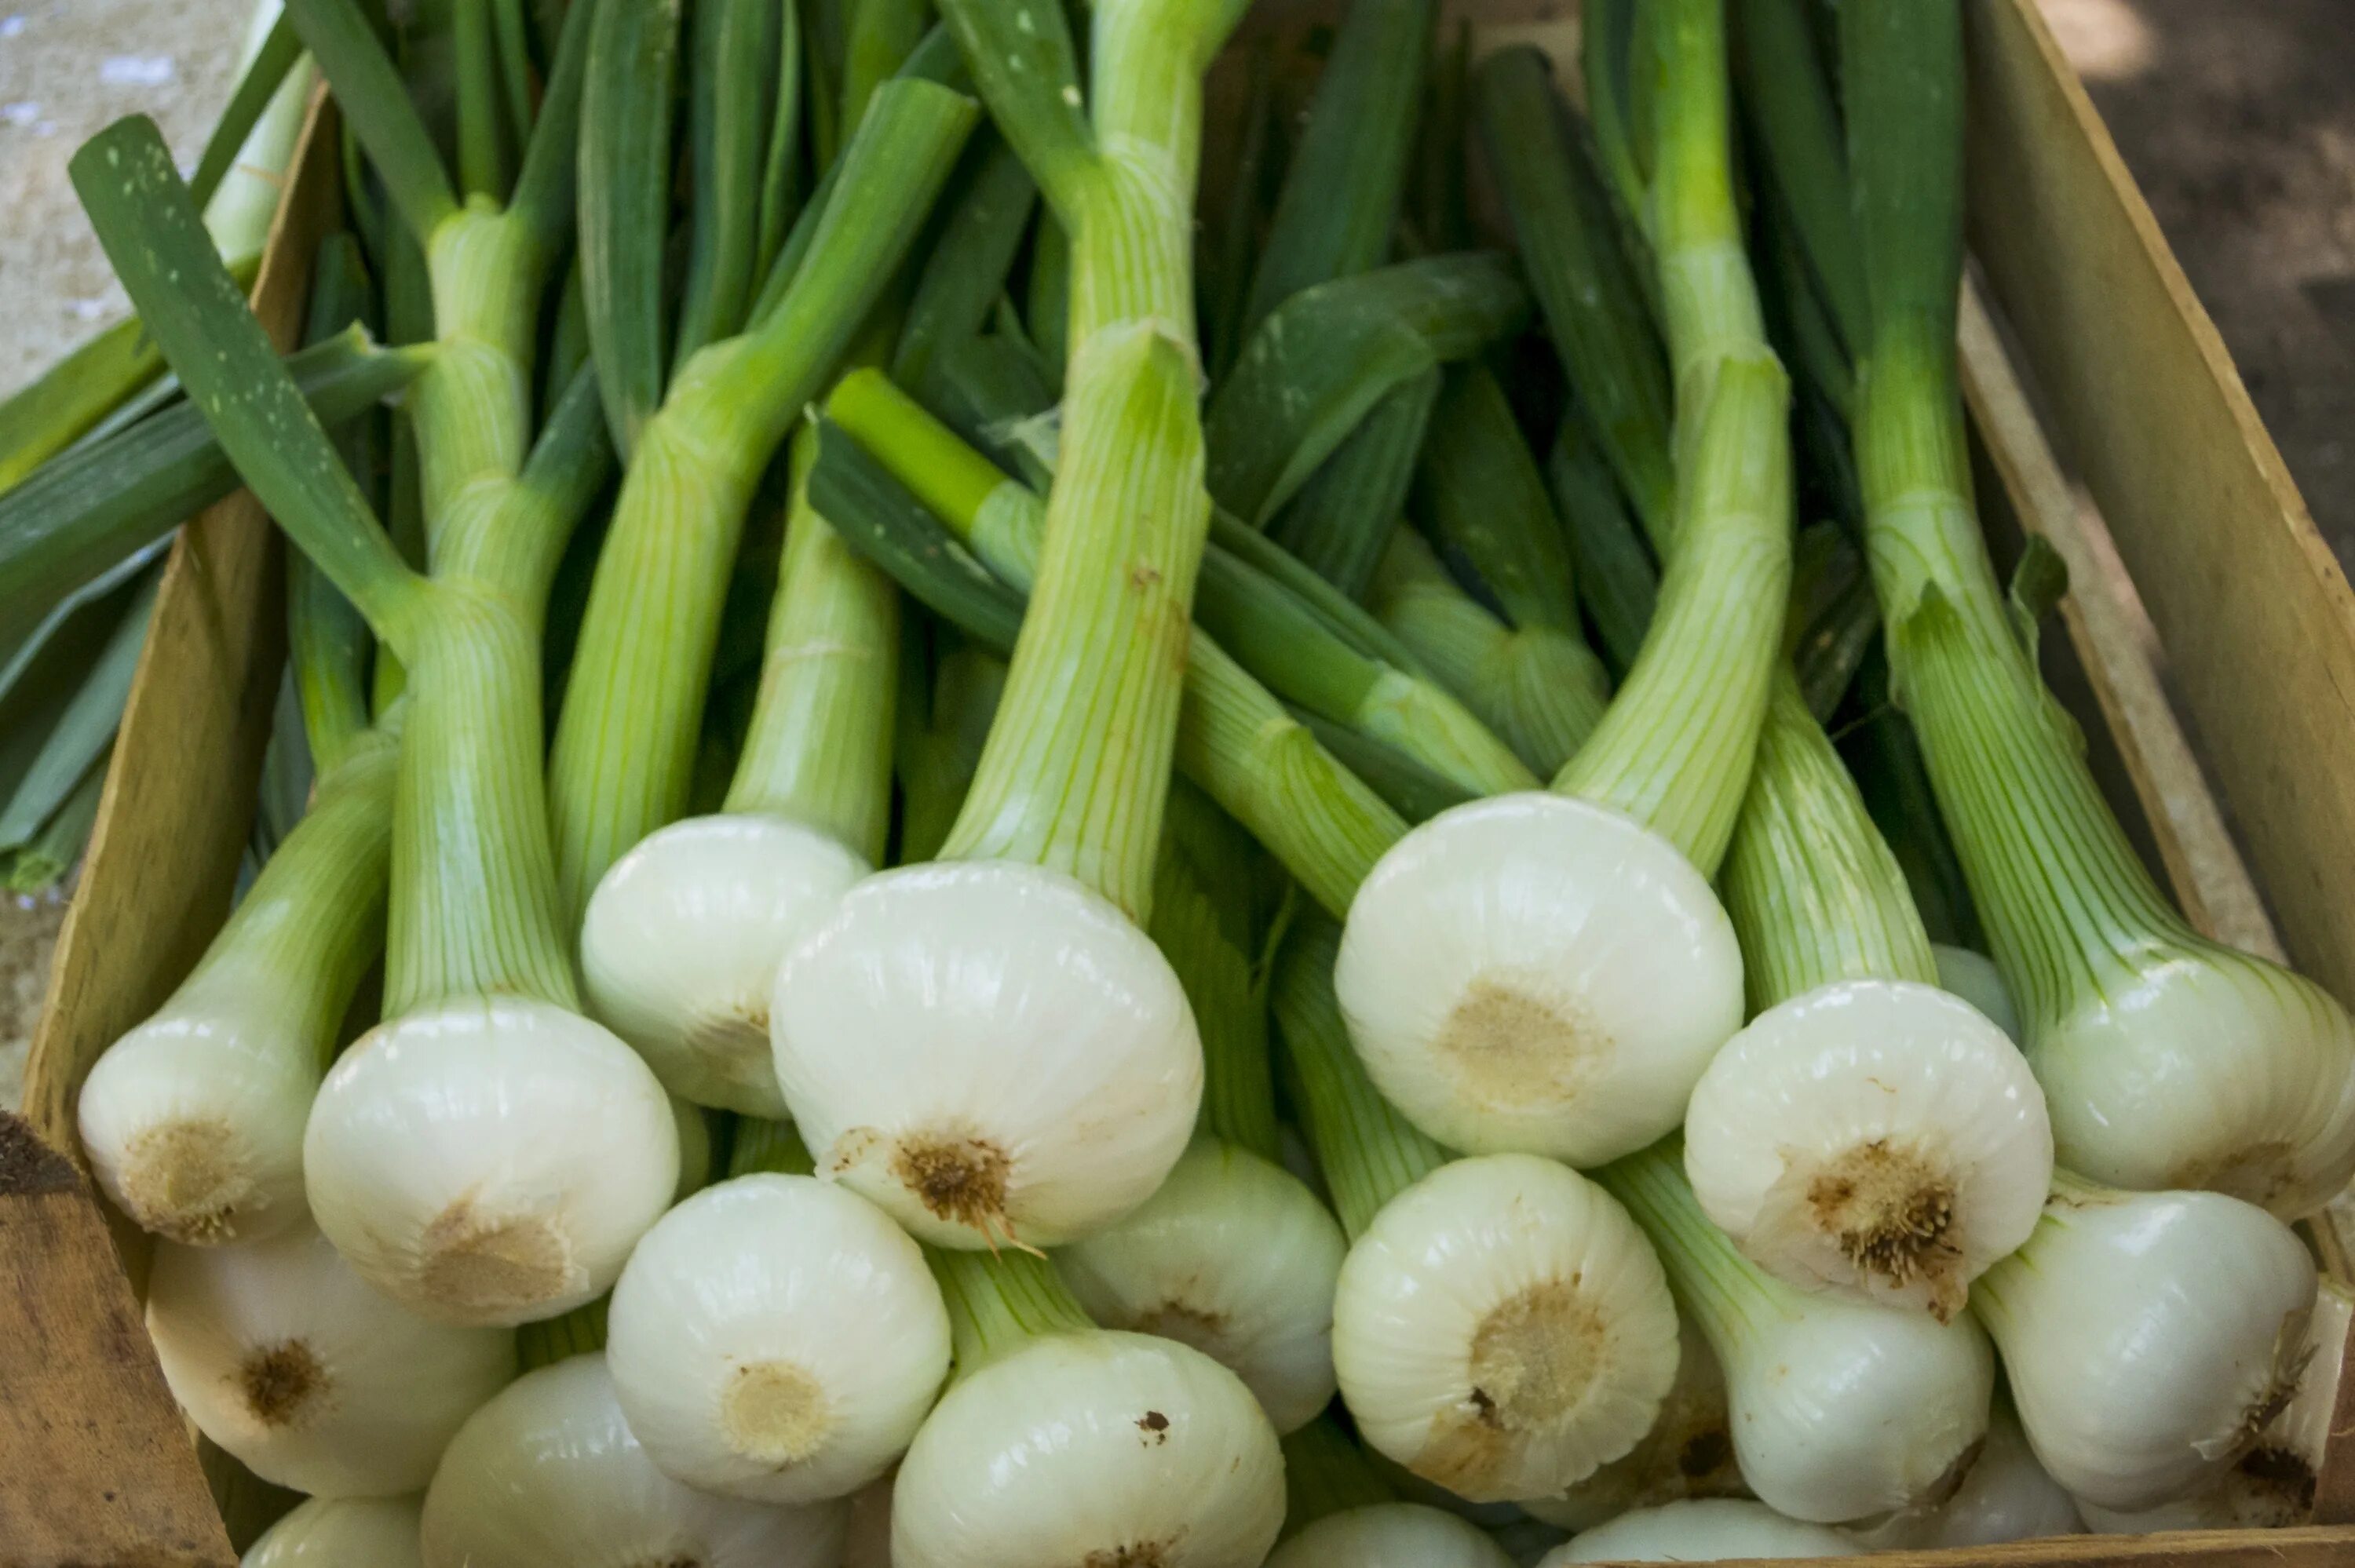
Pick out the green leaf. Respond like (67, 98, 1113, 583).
(579, 0, 683, 456)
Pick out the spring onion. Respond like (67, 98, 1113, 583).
(1264, 1502, 1514, 1568)
(1844, 0, 2355, 1217)
(1842, 1400, 2083, 1549)
(603, 1122, 951, 1504)
(1973, 1173, 2317, 1510)
(1540, 1499, 1858, 1563)
(1280, 921, 1680, 1504)
(1335, 0, 1793, 1166)
(889, 1251, 1286, 1568)
(145, 1220, 514, 1497)
(73, 41, 677, 1326)
(1682, 676, 2053, 1317)
(420, 1353, 849, 1566)
(1516, 1318, 1744, 1530)
(769, 0, 1249, 1252)
(1597, 1137, 1993, 1522)
(242, 1495, 424, 1568)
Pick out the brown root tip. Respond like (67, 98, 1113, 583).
(1436, 978, 1592, 1107)
(239, 1338, 324, 1427)
(420, 1202, 572, 1318)
(122, 1120, 247, 1244)
(1806, 1140, 1962, 1301)
(1083, 1543, 1174, 1567)
(721, 1359, 834, 1467)
(889, 1129, 1016, 1241)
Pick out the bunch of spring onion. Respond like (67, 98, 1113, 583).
(38, 0, 2355, 1558)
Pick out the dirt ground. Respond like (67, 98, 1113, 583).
(2, 0, 2353, 1076)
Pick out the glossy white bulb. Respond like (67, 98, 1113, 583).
(1059, 1138, 1345, 1433)
(1932, 943, 2020, 1042)
(606, 1173, 951, 1503)
(146, 1222, 513, 1497)
(1842, 1402, 2083, 1549)
(1683, 979, 2053, 1318)
(1336, 794, 1743, 1164)
(79, 1007, 320, 1245)
(582, 814, 868, 1116)
(2030, 946, 2355, 1218)
(1262, 1502, 1514, 1568)
(1332, 1154, 1680, 1504)
(770, 861, 1202, 1248)
(1539, 1500, 1859, 1563)
(242, 1496, 423, 1566)
(890, 1331, 1285, 1568)
(419, 1355, 847, 1568)
(1517, 1317, 1742, 1531)
(303, 996, 679, 1325)
(1975, 1179, 2317, 1511)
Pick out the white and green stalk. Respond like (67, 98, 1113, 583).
(242, 1496, 424, 1568)
(1683, 675, 2053, 1318)
(1842, 1399, 2083, 1549)
(1845, 0, 2355, 1216)
(1058, 794, 1348, 1434)
(1972, 1172, 2317, 1511)
(769, 0, 1252, 1251)
(79, 724, 398, 1245)
(548, 75, 974, 917)
(1597, 1138, 1995, 1522)
(1336, 0, 1793, 1166)
(603, 1120, 952, 1505)
(75, 71, 677, 1329)
(420, 1354, 850, 1567)
(1540, 1499, 1859, 1563)
(145, 1220, 514, 1497)
(580, 428, 895, 1114)
(1280, 922, 1680, 1504)
(891, 1249, 1286, 1568)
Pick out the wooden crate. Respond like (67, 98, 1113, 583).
(9, 2, 2355, 1563)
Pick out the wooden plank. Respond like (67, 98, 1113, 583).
(1584, 1527, 2355, 1566)
(2, 87, 339, 1568)
(1962, 0, 2355, 1005)
(1956, 279, 2284, 961)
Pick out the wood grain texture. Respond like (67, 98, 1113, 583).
(4, 87, 338, 1568)
(1962, 0, 2355, 1005)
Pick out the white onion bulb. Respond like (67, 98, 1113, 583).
(1336, 794, 1743, 1165)
(242, 1496, 422, 1566)
(1683, 979, 2052, 1318)
(605, 1173, 950, 1502)
(146, 1222, 513, 1496)
(1540, 1499, 1859, 1563)
(1975, 1176, 2317, 1511)
(1264, 1502, 1514, 1568)
(890, 1330, 1284, 1567)
(581, 814, 867, 1115)
(1842, 1402, 2083, 1549)
(1059, 1138, 1345, 1433)
(303, 995, 679, 1325)
(770, 861, 1201, 1248)
(1332, 1154, 1680, 1504)
(419, 1355, 847, 1567)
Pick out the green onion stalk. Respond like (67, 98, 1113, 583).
(1381, 366, 1612, 774)
(576, 426, 896, 1117)
(1277, 920, 1681, 1504)
(73, 30, 674, 1334)
(766, 0, 1258, 1251)
(1843, 0, 2355, 1216)
(1056, 782, 1351, 1435)
(1331, 0, 1794, 1169)
(546, 69, 974, 920)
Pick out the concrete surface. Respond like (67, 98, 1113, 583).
(2, 0, 2353, 1080)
